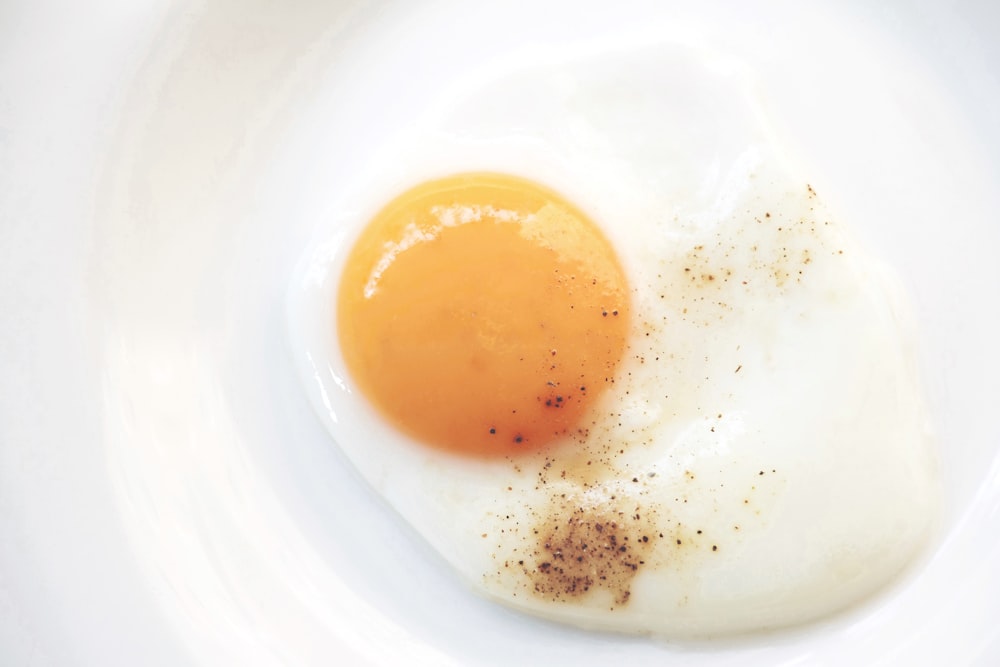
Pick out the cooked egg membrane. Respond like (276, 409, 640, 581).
(287, 41, 937, 638)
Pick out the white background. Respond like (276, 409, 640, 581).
(1, 1, 998, 665)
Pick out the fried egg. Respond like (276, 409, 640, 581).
(287, 41, 937, 637)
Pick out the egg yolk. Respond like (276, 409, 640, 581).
(337, 173, 630, 458)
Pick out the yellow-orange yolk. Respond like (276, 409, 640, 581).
(337, 173, 630, 458)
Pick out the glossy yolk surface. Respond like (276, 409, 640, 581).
(337, 173, 630, 458)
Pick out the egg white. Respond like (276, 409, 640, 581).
(287, 40, 937, 638)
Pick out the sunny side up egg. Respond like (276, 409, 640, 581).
(287, 42, 938, 638)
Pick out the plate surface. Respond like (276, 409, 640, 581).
(1, 1, 998, 665)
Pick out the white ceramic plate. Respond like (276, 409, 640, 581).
(2, 1, 998, 665)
